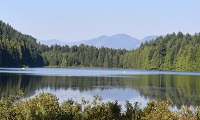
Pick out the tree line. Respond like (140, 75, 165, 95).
(41, 44, 126, 68)
(1, 20, 200, 72)
(123, 32, 200, 71)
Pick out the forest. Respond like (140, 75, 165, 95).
(123, 32, 200, 71)
(0, 20, 43, 67)
(41, 44, 126, 68)
(1, 20, 200, 72)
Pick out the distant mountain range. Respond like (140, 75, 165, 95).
(37, 34, 159, 50)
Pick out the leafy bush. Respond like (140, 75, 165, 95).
(1, 92, 200, 120)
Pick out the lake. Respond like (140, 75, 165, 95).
(0, 68, 200, 110)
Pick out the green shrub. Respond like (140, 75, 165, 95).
(1, 92, 200, 120)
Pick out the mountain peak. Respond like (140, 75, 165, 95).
(96, 35, 109, 39)
(111, 34, 138, 41)
(111, 34, 133, 38)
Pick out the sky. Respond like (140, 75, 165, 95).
(0, 0, 200, 42)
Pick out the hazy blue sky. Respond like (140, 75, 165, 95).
(0, 0, 200, 42)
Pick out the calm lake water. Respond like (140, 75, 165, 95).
(1, 68, 200, 110)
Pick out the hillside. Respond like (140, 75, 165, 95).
(0, 20, 44, 67)
(123, 32, 200, 71)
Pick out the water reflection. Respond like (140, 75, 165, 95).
(0, 69, 200, 110)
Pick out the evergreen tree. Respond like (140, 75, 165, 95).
(61, 57, 67, 67)
(103, 54, 109, 68)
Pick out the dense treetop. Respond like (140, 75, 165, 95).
(41, 44, 126, 68)
(123, 32, 200, 71)
(0, 20, 44, 67)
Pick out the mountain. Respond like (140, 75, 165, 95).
(38, 34, 161, 50)
(83, 35, 109, 47)
(68, 34, 141, 50)
(37, 39, 67, 46)
(85, 34, 141, 50)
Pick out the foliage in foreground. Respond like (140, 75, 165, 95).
(1, 92, 200, 120)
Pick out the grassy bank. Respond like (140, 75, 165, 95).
(0, 92, 199, 120)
